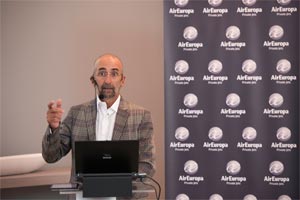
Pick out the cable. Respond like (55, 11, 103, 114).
(140, 178, 158, 200)
(139, 175, 161, 200)
(72, 180, 83, 190)
(131, 173, 161, 199)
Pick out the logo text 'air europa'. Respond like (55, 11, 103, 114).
(179, 93, 204, 118)
(221, 26, 246, 51)
(271, 0, 297, 16)
(178, 26, 204, 51)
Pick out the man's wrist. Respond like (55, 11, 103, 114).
(48, 124, 59, 134)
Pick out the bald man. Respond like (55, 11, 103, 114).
(42, 54, 155, 199)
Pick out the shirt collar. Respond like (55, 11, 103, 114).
(97, 95, 121, 114)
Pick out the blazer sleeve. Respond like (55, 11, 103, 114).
(42, 107, 74, 163)
(138, 109, 156, 177)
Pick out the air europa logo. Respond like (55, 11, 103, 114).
(179, 160, 205, 185)
(179, 93, 204, 118)
(208, 0, 223, 7)
(242, 0, 257, 7)
(237, 127, 263, 152)
(175, 127, 190, 142)
(174, 0, 189, 8)
(243, 194, 257, 200)
(220, 26, 246, 51)
(221, 93, 246, 118)
(203, 0, 228, 17)
(271, 127, 297, 152)
(242, 127, 257, 142)
(203, 127, 228, 152)
(237, 59, 262, 85)
(209, 194, 223, 200)
(176, 193, 190, 200)
(208, 127, 223, 142)
(169, 60, 195, 85)
(237, 0, 263, 17)
(277, 0, 291, 5)
(264, 161, 290, 186)
(263, 93, 289, 118)
(184, 93, 198, 108)
(178, 26, 204, 51)
(208, 59, 222, 74)
(184, 160, 198, 175)
(169, 0, 195, 18)
(269, 25, 284, 40)
(271, 0, 297, 16)
(271, 59, 297, 85)
(264, 25, 289, 51)
(170, 127, 195, 152)
(276, 59, 291, 74)
(278, 195, 292, 200)
(226, 26, 240, 40)
(226, 160, 241, 175)
(203, 59, 228, 85)
(221, 160, 247, 185)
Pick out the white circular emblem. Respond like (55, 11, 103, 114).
(183, 26, 198, 41)
(276, 127, 291, 142)
(226, 93, 240, 108)
(269, 25, 284, 40)
(226, 160, 241, 175)
(176, 193, 190, 200)
(242, 59, 257, 75)
(269, 161, 284, 175)
(208, 0, 223, 7)
(184, 160, 198, 175)
(209, 194, 223, 200)
(276, 59, 291, 74)
(277, 0, 291, 6)
(242, 127, 257, 142)
(268, 93, 284, 108)
(174, 0, 189, 8)
(242, 0, 257, 6)
(226, 26, 240, 41)
(278, 195, 292, 200)
(184, 93, 198, 108)
(243, 194, 257, 200)
(208, 127, 223, 142)
(208, 60, 223, 74)
(175, 60, 189, 75)
(175, 127, 190, 142)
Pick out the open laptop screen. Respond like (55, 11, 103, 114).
(74, 140, 139, 176)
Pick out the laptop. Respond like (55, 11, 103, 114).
(75, 140, 139, 177)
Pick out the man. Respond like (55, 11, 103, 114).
(42, 53, 155, 199)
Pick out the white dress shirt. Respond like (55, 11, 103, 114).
(96, 95, 120, 141)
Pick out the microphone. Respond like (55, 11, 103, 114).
(90, 76, 107, 101)
(132, 172, 147, 179)
(99, 94, 105, 100)
(90, 76, 104, 100)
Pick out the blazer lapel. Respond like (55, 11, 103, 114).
(85, 99, 97, 141)
(112, 98, 129, 140)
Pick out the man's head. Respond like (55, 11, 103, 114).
(91, 53, 126, 106)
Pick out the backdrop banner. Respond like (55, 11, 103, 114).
(164, 0, 299, 199)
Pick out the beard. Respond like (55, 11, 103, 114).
(98, 83, 116, 100)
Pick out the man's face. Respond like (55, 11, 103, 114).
(93, 56, 125, 101)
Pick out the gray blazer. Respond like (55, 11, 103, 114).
(42, 97, 155, 184)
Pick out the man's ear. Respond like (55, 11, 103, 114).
(121, 75, 126, 86)
(90, 76, 96, 86)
